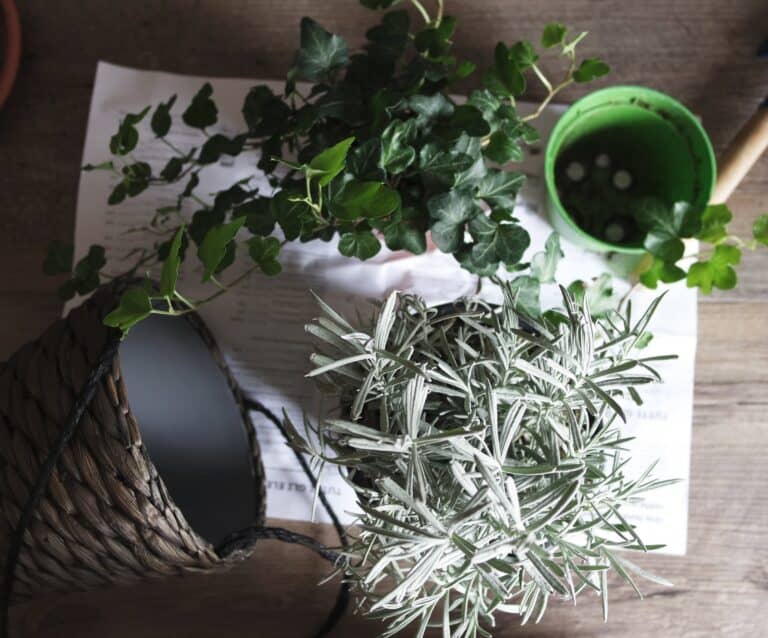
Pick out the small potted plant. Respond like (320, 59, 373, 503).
(285, 282, 675, 636)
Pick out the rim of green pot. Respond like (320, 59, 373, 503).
(544, 85, 717, 255)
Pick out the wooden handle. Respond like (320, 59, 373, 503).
(710, 105, 768, 204)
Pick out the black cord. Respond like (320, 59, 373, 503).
(236, 397, 351, 638)
(0, 336, 122, 638)
(241, 398, 348, 548)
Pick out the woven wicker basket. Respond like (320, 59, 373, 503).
(0, 283, 266, 606)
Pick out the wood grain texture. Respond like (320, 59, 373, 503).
(0, 1, 766, 636)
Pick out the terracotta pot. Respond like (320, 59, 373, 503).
(0, 0, 21, 108)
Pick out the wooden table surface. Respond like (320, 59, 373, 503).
(1, 1, 767, 636)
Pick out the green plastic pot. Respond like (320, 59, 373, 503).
(544, 86, 717, 254)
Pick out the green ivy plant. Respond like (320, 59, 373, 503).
(44, 0, 609, 334)
(635, 200, 768, 293)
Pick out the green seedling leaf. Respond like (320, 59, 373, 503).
(509, 41, 538, 70)
(696, 203, 732, 244)
(686, 244, 741, 294)
(753, 214, 768, 245)
(541, 23, 567, 48)
(183, 83, 218, 130)
(307, 136, 355, 185)
(159, 226, 185, 297)
(573, 58, 610, 83)
(485, 42, 525, 97)
(639, 257, 686, 289)
(638, 200, 699, 263)
(197, 217, 245, 282)
(104, 286, 153, 335)
(338, 230, 381, 260)
(332, 180, 401, 221)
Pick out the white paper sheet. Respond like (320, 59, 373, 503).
(70, 61, 695, 554)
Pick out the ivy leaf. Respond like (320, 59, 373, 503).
(248, 236, 282, 275)
(639, 256, 686, 289)
(332, 180, 401, 221)
(428, 190, 477, 252)
(379, 119, 417, 173)
(159, 226, 184, 297)
(294, 18, 350, 82)
(506, 275, 541, 317)
(183, 83, 218, 130)
(485, 43, 525, 97)
(567, 274, 617, 316)
(530, 233, 563, 283)
(638, 200, 700, 263)
(365, 9, 411, 66)
(753, 214, 768, 245)
(197, 217, 245, 282)
(476, 169, 525, 209)
(696, 203, 732, 243)
(381, 207, 427, 254)
(109, 106, 149, 155)
(442, 104, 491, 139)
(484, 131, 523, 164)
(271, 190, 314, 241)
(541, 23, 567, 48)
(104, 286, 153, 335)
(43, 240, 74, 275)
(419, 144, 474, 184)
(151, 95, 177, 137)
(347, 139, 384, 180)
(509, 41, 538, 70)
(408, 93, 454, 122)
(414, 20, 455, 59)
(198, 133, 247, 165)
(236, 198, 276, 236)
(307, 136, 355, 185)
(686, 244, 741, 294)
(242, 85, 292, 137)
(468, 214, 530, 269)
(70, 244, 107, 298)
(573, 58, 610, 83)
(338, 230, 381, 260)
